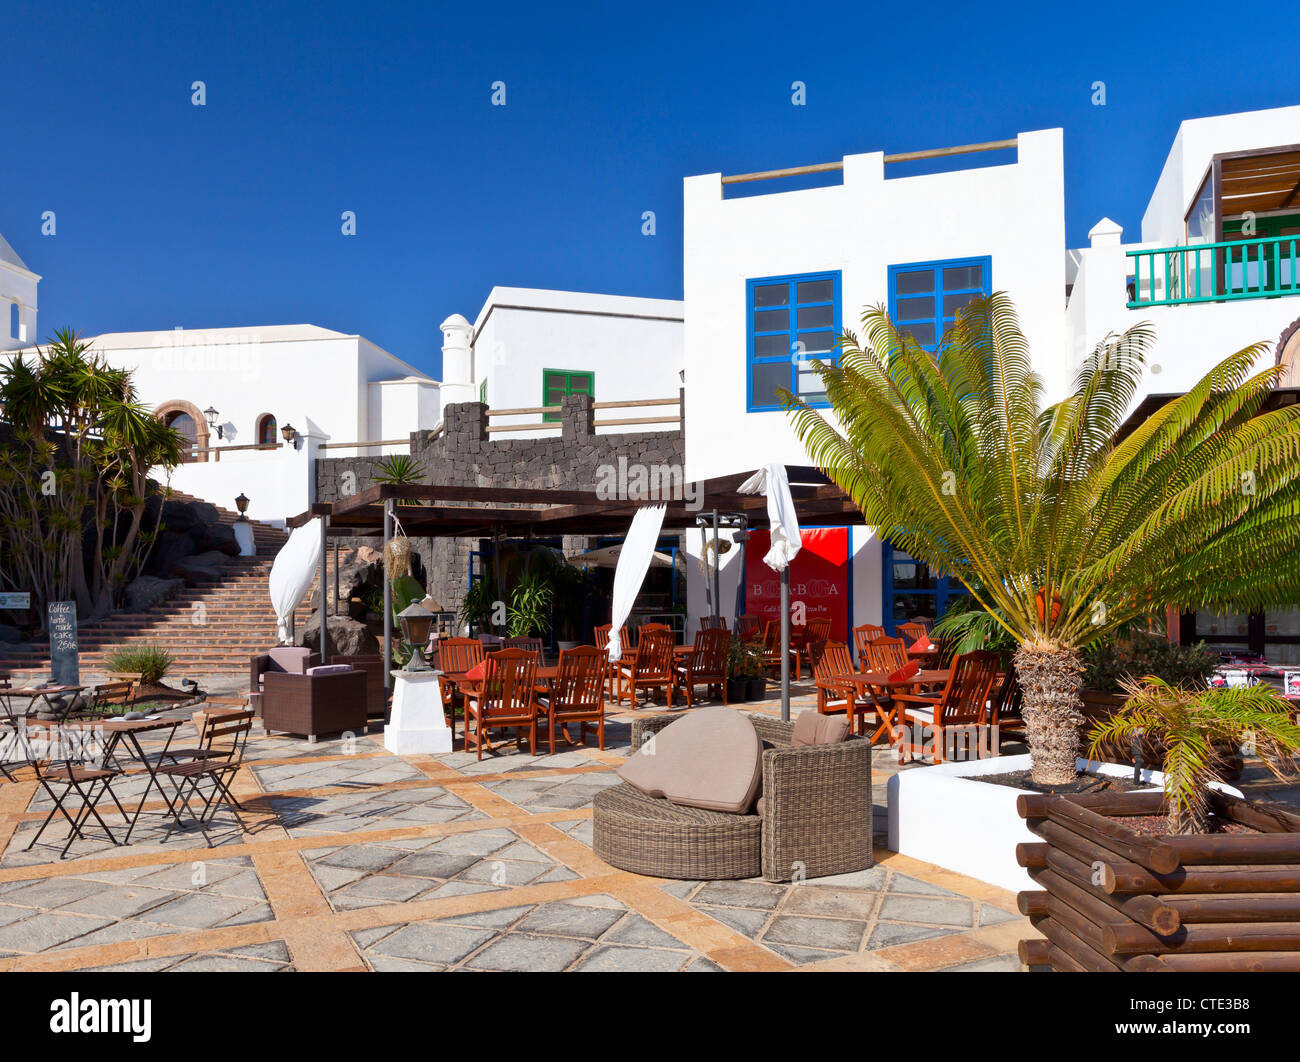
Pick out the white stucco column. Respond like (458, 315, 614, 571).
(438, 313, 477, 410)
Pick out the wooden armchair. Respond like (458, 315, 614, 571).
(537, 646, 606, 753)
(760, 620, 801, 681)
(735, 614, 762, 642)
(892, 650, 1000, 764)
(864, 636, 909, 675)
(985, 667, 1024, 750)
(618, 629, 675, 708)
(800, 618, 832, 673)
(436, 637, 484, 744)
(672, 627, 729, 707)
(853, 624, 886, 670)
(593, 624, 627, 701)
(503, 636, 545, 665)
(897, 621, 930, 646)
(698, 615, 727, 630)
(463, 648, 539, 760)
(810, 640, 870, 736)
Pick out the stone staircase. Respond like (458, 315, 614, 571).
(0, 494, 318, 681)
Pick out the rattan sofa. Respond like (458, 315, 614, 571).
(261, 669, 368, 742)
(592, 713, 872, 882)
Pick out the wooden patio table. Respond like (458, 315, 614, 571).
(819, 669, 951, 745)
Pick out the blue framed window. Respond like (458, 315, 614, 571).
(746, 271, 841, 412)
(887, 256, 991, 352)
(881, 542, 968, 636)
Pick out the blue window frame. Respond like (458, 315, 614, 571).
(746, 271, 841, 412)
(887, 256, 991, 352)
(881, 542, 969, 636)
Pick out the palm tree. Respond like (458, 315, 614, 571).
(783, 293, 1300, 785)
(1089, 677, 1300, 833)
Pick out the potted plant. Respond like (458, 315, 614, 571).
(726, 639, 763, 702)
(506, 570, 555, 638)
(1017, 678, 1300, 972)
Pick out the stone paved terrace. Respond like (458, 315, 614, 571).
(0, 681, 1034, 972)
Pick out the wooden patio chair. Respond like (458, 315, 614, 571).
(503, 636, 545, 665)
(672, 627, 729, 707)
(801, 617, 832, 672)
(864, 636, 909, 676)
(463, 648, 539, 760)
(892, 650, 1000, 765)
(436, 637, 484, 745)
(898, 621, 930, 646)
(760, 620, 801, 681)
(537, 646, 606, 754)
(634, 622, 671, 644)
(698, 615, 727, 630)
(853, 624, 887, 669)
(735, 614, 762, 641)
(985, 667, 1024, 750)
(593, 624, 627, 701)
(617, 629, 675, 708)
(809, 640, 871, 736)
(157, 710, 256, 842)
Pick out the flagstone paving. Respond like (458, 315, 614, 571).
(0, 682, 1034, 972)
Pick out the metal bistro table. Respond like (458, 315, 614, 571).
(61, 715, 184, 842)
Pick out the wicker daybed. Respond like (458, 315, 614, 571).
(592, 712, 872, 882)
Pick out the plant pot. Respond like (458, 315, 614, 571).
(726, 677, 749, 703)
(888, 753, 1167, 891)
(746, 677, 767, 701)
(1017, 788, 1300, 972)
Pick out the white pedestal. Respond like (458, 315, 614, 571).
(384, 670, 453, 755)
(233, 520, 256, 556)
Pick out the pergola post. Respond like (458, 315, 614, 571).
(318, 515, 329, 663)
(780, 567, 790, 722)
(383, 498, 394, 701)
(711, 508, 720, 622)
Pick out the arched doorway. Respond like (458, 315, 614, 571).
(256, 413, 278, 448)
(154, 399, 209, 463)
(1278, 318, 1300, 387)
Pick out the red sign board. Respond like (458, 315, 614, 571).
(743, 528, 850, 641)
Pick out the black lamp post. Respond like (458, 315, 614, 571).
(397, 602, 434, 671)
(234, 493, 250, 519)
(203, 406, 224, 440)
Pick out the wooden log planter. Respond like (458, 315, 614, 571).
(1015, 788, 1300, 972)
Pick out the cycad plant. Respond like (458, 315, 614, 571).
(783, 293, 1300, 784)
(1089, 678, 1300, 833)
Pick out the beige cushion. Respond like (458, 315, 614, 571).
(792, 710, 850, 746)
(267, 647, 313, 674)
(618, 707, 762, 814)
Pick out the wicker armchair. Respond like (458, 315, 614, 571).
(249, 647, 319, 695)
(331, 655, 388, 720)
(261, 669, 368, 742)
(592, 712, 872, 882)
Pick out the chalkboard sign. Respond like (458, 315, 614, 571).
(47, 600, 79, 686)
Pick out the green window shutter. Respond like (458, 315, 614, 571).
(542, 370, 595, 422)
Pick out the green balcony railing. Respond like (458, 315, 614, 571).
(1127, 234, 1300, 308)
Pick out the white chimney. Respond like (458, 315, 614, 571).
(438, 313, 476, 409)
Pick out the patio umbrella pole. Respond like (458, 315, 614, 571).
(780, 567, 790, 722)
(333, 537, 340, 617)
(319, 515, 329, 664)
(383, 498, 393, 704)
(711, 508, 720, 622)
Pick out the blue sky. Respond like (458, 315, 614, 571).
(3, 0, 1297, 379)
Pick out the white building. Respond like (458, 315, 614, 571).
(0, 234, 39, 351)
(438, 286, 684, 437)
(679, 105, 1300, 653)
(1, 313, 439, 524)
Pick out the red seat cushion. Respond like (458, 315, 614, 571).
(464, 660, 486, 681)
(888, 659, 920, 683)
(909, 637, 935, 654)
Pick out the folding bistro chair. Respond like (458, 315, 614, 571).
(156, 710, 255, 841)
(26, 735, 129, 858)
(537, 646, 606, 754)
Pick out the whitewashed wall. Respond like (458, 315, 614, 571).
(469, 288, 684, 440)
(682, 128, 1068, 483)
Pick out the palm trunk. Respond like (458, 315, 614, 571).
(1013, 641, 1085, 786)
